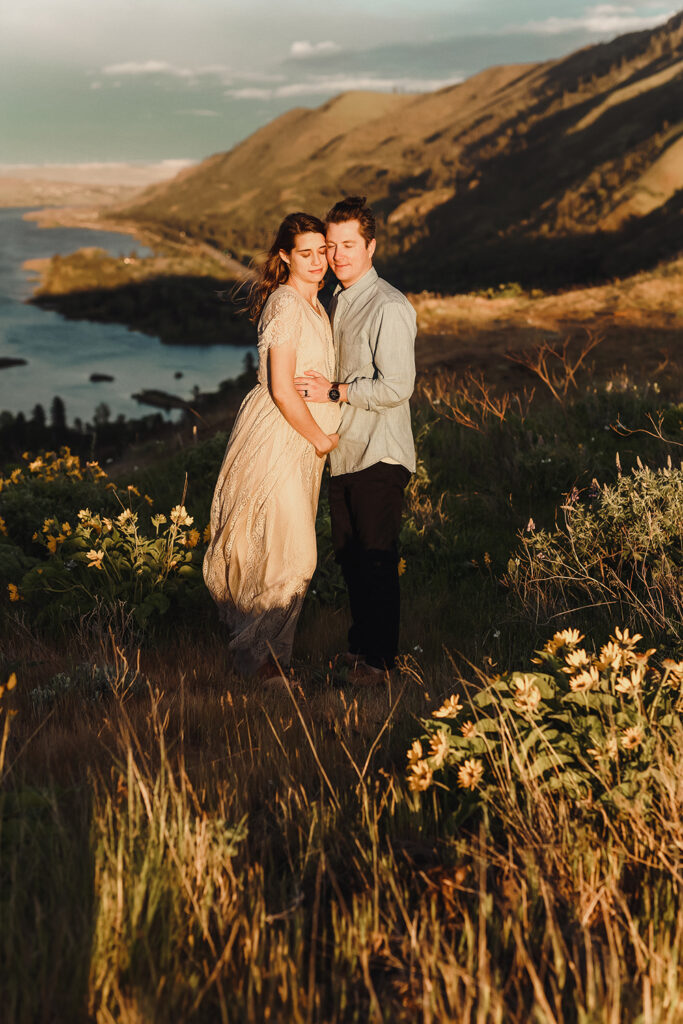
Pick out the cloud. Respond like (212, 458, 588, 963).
(102, 60, 196, 78)
(227, 72, 464, 100)
(516, 4, 674, 36)
(289, 40, 341, 59)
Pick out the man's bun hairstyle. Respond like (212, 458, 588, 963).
(325, 195, 376, 245)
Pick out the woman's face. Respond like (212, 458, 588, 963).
(281, 232, 327, 286)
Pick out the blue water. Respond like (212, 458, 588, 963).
(0, 208, 254, 424)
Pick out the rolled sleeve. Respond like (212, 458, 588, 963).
(345, 302, 416, 413)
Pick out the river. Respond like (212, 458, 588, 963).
(0, 208, 254, 424)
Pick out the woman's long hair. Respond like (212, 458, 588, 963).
(246, 212, 326, 322)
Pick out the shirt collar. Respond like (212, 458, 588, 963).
(334, 266, 378, 304)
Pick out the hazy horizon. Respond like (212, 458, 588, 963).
(1, 1, 677, 166)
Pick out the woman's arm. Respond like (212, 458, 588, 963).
(269, 340, 338, 456)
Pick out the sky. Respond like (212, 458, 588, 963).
(0, 0, 677, 165)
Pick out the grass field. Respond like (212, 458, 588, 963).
(2, 337, 683, 1022)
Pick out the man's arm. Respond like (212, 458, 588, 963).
(345, 301, 416, 412)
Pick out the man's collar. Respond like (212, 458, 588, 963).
(334, 266, 378, 302)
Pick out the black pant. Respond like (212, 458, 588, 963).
(329, 462, 410, 670)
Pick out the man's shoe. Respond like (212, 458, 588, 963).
(347, 662, 387, 686)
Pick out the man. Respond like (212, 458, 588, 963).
(294, 196, 416, 683)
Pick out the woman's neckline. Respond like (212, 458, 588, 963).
(281, 283, 323, 317)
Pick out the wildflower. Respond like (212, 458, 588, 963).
(101, 518, 113, 533)
(144, 494, 154, 506)
(615, 661, 646, 695)
(407, 759, 433, 792)
(512, 675, 542, 712)
(185, 528, 201, 549)
(460, 721, 477, 738)
(406, 740, 423, 765)
(10, 468, 22, 483)
(7, 583, 21, 602)
(457, 758, 484, 790)
(525, 517, 535, 532)
(621, 725, 644, 751)
(433, 694, 463, 719)
(170, 505, 194, 527)
(613, 627, 643, 649)
(151, 513, 167, 530)
(398, 557, 407, 576)
(127, 484, 141, 497)
(77, 508, 92, 521)
(22, 451, 30, 460)
(597, 640, 631, 672)
(483, 551, 492, 567)
(116, 509, 134, 527)
(61, 521, 72, 535)
(428, 730, 450, 767)
(203, 524, 211, 543)
(569, 665, 600, 692)
(29, 458, 44, 472)
(86, 549, 105, 570)
(605, 735, 619, 759)
(662, 659, 683, 685)
(46, 536, 58, 554)
(0, 517, 6, 537)
(562, 648, 591, 672)
(42, 518, 54, 534)
(545, 628, 584, 655)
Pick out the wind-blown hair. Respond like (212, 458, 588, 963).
(246, 212, 326, 322)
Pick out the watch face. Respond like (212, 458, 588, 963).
(328, 387, 341, 402)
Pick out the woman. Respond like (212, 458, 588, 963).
(203, 213, 340, 681)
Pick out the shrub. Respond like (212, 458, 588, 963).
(505, 458, 683, 643)
(408, 626, 683, 827)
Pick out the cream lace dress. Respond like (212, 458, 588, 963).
(203, 285, 341, 673)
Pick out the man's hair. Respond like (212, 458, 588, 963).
(325, 195, 376, 245)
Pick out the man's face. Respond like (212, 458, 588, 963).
(326, 219, 376, 289)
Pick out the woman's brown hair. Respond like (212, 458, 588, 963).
(246, 212, 326, 322)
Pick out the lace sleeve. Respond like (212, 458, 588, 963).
(258, 289, 303, 351)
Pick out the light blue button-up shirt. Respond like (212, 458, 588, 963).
(328, 266, 417, 476)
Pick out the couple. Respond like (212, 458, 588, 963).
(203, 196, 416, 685)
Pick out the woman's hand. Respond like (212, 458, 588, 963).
(315, 432, 339, 457)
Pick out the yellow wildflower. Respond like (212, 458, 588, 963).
(0, 516, 7, 536)
(428, 729, 450, 767)
(406, 740, 423, 766)
(569, 665, 600, 692)
(7, 583, 21, 602)
(61, 521, 72, 535)
(116, 509, 135, 529)
(203, 524, 211, 543)
(615, 662, 645, 695)
(46, 536, 58, 554)
(86, 549, 105, 570)
(144, 494, 154, 506)
(662, 659, 683, 685)
(42, 518, 53, 534)
(546, 628, 584, 654)
(460, 721, 477, 738)
(22, 451, 30, 460)
(457, 758, 484, 790)
(151, 513, 167, 530)
(597, 640, 631, 672)
(562, 648, 591, 673)
(398, 557, 407, 576)
(621, 725, 644, 751)
(29, 458, 44, 472)
(512, 675, 542, 712)
(185, 528, 200, 548)
(10, 468, 22, 483)
(433, 694, 463, 719)
(613, 627, 643, 649)
(101, 518, 113, 533)
(127, 484, 141, 497)
(77, 508, 92, 521)
(170, 504, 194, 527)
(407, 759, 433, 792)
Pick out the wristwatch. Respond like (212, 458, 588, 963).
(328, 384, 341, 403)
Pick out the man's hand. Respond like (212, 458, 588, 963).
(294, 369, 331, 403)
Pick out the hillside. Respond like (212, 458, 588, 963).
(118, 13, 683, 291)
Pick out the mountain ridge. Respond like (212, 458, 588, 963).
(118, 12, 683, 291)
